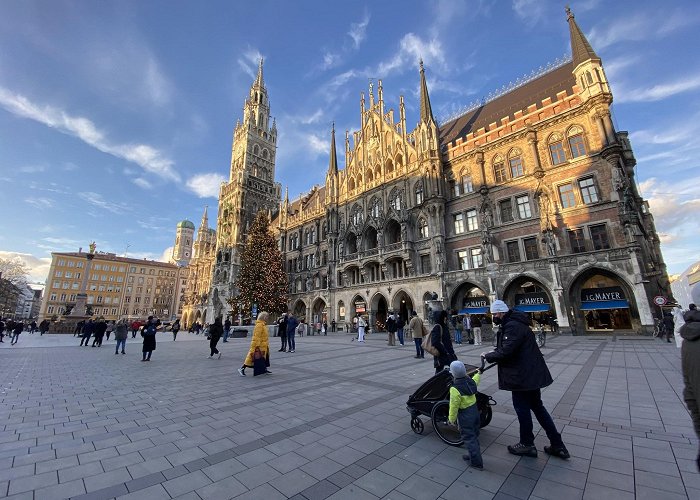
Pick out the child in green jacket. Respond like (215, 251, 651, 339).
(448, 360, 483, 469)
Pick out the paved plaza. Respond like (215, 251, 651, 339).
(0, 330, 698, 499)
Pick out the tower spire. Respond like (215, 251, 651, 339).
(200, 205, 209, 230)
(328, 122, 338, 174)
(418, 59, 435, 124)
(255, 58, 264, 87)
(566, 7, 600, 69)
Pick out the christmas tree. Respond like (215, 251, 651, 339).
(229, 211, 288, 318)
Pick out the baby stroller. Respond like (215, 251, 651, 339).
(406, 358, 496, 446)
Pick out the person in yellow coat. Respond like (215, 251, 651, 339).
(238, 312, 271, 376)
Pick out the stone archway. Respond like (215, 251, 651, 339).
(311, 297, 327, 334)
(567, 268, 639, 334)
(449, 282, 490, 315)
(501, 276, 555, 327)
(350, 294, 367, 332)
(292, 299, 307, 322)
(391, 290, 414, 324)
(370, 293, 389, 332)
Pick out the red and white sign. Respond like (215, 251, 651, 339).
(653, 296, 667, 306)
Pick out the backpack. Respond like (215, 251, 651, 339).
(143, 323, 156, 336)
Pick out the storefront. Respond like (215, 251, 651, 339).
(580, 286, 632, 331)
(458, 296, 490, 315)
(513, 292, 551, 313)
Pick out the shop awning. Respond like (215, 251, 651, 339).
(514, 304, 551, 312)
(580, 300, 629, 310)
(458, 307, 489, 314)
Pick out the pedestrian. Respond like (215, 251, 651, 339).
(448, 360, 483, 470)
(130, 320, 140, 339)
(662, 311, 674, 343)
(39, 319, 50, 335)
(74, 320, 84, 337)
(286, 314, 298, 353)
(463, 314, 473, 344)
(238, 311, 272, 376)
(672, 305, 685, 348)
(331, 319, 336, 332)
(11, 321, 23, 345)
(114, 318, 128, 354)
(323, 321, 328, 336)
(680, 303, 700, 472)
(397, 315, 405, 345)
(387, 313, 397, 346)
(278, 313, 288, 352)
(29, 320, 37, 334)
(0, 318, 5, 342)
(472, 315, 482, 345)
(357, 314, 366, 342)
(208, 317, 224, 359)
(431, 309, 456, 374)
(483, 300, 569, 459)
(92, 318, 107, 347)
(297, 319, 306, 337)
(171, 319, 181, 341)
(408, 310, 425, 358)
(453, 313, 463, 344)
(105, 320, 114, 341)
(141, 316, 159, 361)
(80, 319, 94, 346)
(223, 317, 231, 342)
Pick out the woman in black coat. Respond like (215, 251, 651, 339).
(431, 310, 456, 374)
(141, 316, 159, 361)
(208, 317, 224, 359)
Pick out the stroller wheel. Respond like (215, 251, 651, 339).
(431, 401, 464, 446)
(411, 417, 424, 434)
(479, 405, 492, 428)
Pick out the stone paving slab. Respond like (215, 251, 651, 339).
(0, 332, 697, 499)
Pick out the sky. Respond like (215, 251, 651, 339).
(1, 0, 699, 284)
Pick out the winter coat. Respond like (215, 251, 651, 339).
(114, 322, 128, 341)
(171, 321, 180, 333)
(286, 316, 298, 335)
(681, 309, 700, 438)
(244, 319, 270, 366)
(484, 310, 553, 391)
(386, 316, 397, 333)
(94, 321, 108, 339)
(209, 319, 224, 341)
(432, 323, 455, 370)
(141, 320, 158, 352)
(408, 316, 424, 338)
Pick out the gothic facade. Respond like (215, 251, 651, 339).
(183, 10, 670, 335)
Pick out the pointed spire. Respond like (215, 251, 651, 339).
(566, 7, 600, 68)
(328, 123, 338, 174)
(199, 206, 209, 234)
(255, 57, 264, 87)
(418, 59, 434, 124)
(284, 186, 289, 204)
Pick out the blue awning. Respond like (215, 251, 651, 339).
(458, 307, 489, 314)
(514, 304, 551, 313)
(581, 300, 629, 310)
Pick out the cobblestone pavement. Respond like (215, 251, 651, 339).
(0, 331, 697, 499)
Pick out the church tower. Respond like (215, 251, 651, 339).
(210, 59, 282, 319)
(171, 220, 195, 266)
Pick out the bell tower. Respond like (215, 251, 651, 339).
(211, 59, 282, 319)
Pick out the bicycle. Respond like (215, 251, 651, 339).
(535, 325, 546, 348)
(652, 319, 665, 339)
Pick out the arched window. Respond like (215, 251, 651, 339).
(567, 126, 587, 158)
(493, 155, 507, 183)
(548, 133, 567, 165)
(262, 149, 269, 159)
(508, 148, 524, 178)
(386, 158, 394, 174)
(350, 205, 363, 226)
(253, 144, 259, 155)
(389, 189, 403, 211)
(415, 181, 424, 205)
(366, 168, 374, 183)
(348, 177, 356, 192)
(418, 218, 428, 239)
(375, 164, 382, 178)
(369, 197, 382, 219)
(586, 71, 593, 85)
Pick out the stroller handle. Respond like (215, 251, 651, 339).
(480, 355, 497, 373)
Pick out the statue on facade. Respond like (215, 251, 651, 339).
(538, 192, 553, 231)
(612, 166, 628, 192)
(543, 230, 557, 257)
(479, 197, 494, 228)
(305, 276, 312, 291)
(88, 241, 96, 254)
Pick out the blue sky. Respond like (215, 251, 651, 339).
(1, 0, 699, 283)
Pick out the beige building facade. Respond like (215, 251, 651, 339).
(185, 10, 670, 335)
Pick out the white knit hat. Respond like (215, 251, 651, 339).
(490, 300, 509, 313)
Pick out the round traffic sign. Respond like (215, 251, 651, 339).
(653, 296, 667, 306)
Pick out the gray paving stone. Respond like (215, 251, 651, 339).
(195, 474, 248, 500)
(33, 478, 86, 500)
(583, 482, 635, 500)
(498, 473, 537, 499)
(162, 469, 211, 497)
(7, 471, 58, 496)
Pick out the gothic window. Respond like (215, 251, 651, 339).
(350, 205, 363, 226)
(453, 213, 465, 234)
(516, 195, 532, 218)
(418, 218, 428, 239)
(548, 134, 567, 165)
(386, 159, 394, 174)
(389, 189, 403, 211)
(262, 149, 269, 159)
(590, 224, 610, 250)
(369, 198, 382, 219)
(568, 228, 586, 253)
(567, 126, 587, 158)
(579, 177, 599, 204)
(558, 183, 576, 208)
(466, 209, 478, 231)
(253, 144, 259, 155)
(499, 199, 514, 223)
(462, 174, 474, 194)
(508, 149, 524, 178)
(348, 177, 356, 192)
(493, 155, 507, 183)
(415, 181, 424, 205)
(470, 247, 483, 268)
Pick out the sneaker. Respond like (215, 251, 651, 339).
(508, 443, 538, 457)
(290, 350, 295, 353)
(218, 353, 222, 359)
(462, 455, 483, 470)
(278, 349, 285, 352)
(237, 367, 245, 377)
(121, 351, 125, 354)
(544, 445, 570, 460)
(265, 370, 272, 374)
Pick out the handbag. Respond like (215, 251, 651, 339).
(253, 347, 267, 376)
(422, 327, 440, 356)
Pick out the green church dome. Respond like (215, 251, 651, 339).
(177, 219, 195, 230)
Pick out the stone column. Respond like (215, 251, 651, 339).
(475, 150, 486, 188)
(72, 250, 95, 317)
(526, 130, 543, 175)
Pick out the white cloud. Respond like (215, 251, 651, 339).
(376, 33, 446, 76)
(142, 55, 173, 106)
(0, 251, 52, 283)
(0, 87, 180, 182)
(18, 164, 46, 173)
(348, 12, 370, 49)
(306, 133, 328, 155)
(186, 173, 226, 198)
(78, 191, 130, 214)
(24, 197, 54, 209)
(615, 73, 700, 104)
(512, 0, 546, 27)
(159, 247, 173, 263)
(321, 51, 340, 70)
(238, 47, 264, 80)
(296, 109, 325, 125)
(132, 178, 150, 189)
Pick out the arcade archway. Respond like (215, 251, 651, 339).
(502, 276, 554, 327)
(371, 293, 389, 331)
(292, 299, 307, 321)
(391, 290, 414, 324)
(311, 298, 328, 333)
(450, 282, 490, 315)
